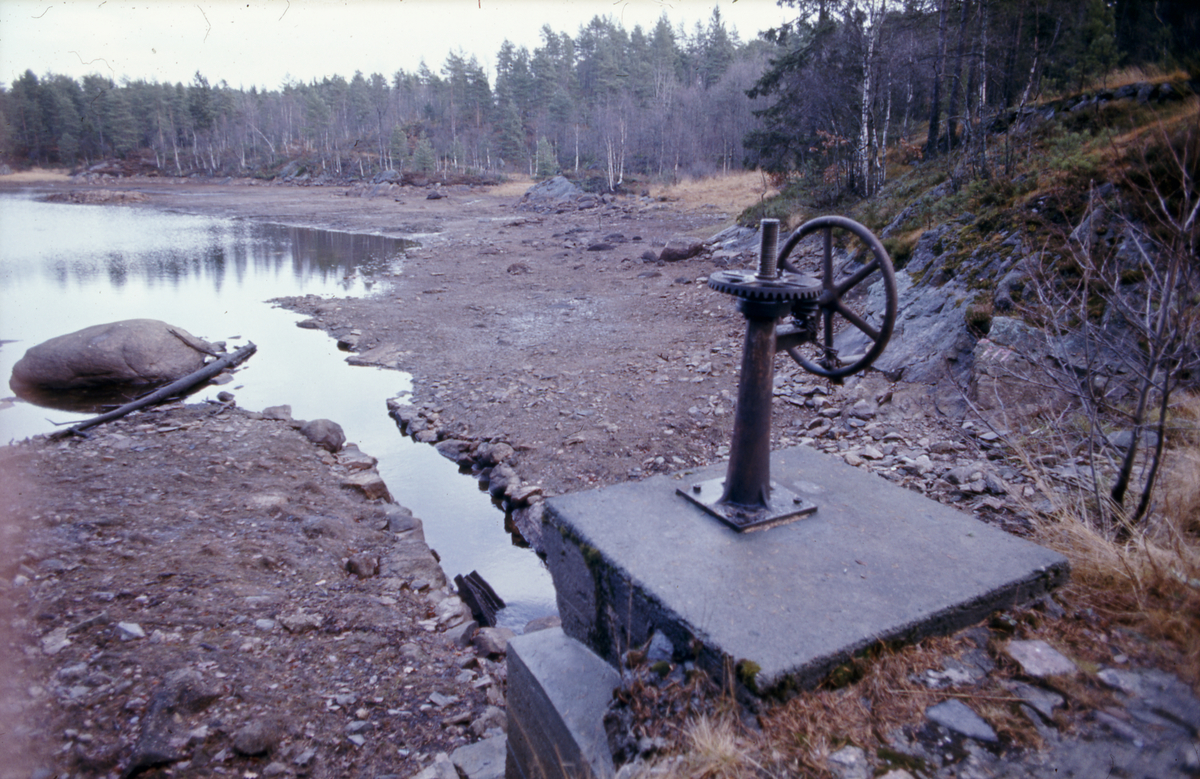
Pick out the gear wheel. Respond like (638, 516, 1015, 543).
(708, 270, 822, 302)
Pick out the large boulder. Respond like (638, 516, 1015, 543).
(10, 319, 214, 392)
(517, 176, 585, 212)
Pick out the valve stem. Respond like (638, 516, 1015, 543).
(756, 219, 780, 280)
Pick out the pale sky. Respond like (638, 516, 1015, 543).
(0, 0, 792, 90)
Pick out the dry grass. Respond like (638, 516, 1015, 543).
(649, 170, 779, 218)
(757, 635, 1044, 776)
(489, 174, 536, 198)
(1090, 65, 1192, 91)
(1024, 393, 1200, 684)
(0, 167, 72, 183)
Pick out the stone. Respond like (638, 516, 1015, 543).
(1005, 680, 1064, 720)
(346, 554, 379, 579)
(279, 610, 323, 633)
(450, 734, 506, 779)
(878, 771, 915, 779)
(474, 626, 516, 656)
(412, 752, 459, 779)
(518, 176, 583, 211)
(126, 668, 221, 774)
(828, 745, 869, 779)
(645, 631, 674, 664)
(524, 615, 562, 634)
(117, 622, 146, 640)
(659, 236, 704, 262)
(1006, 639, 1077, 677)
(486, 464, 518, 498)
(232, 719, 280, 756)
(10, 319, 212, 392)
(444, 620, 479, 648)
(1097, 667, 1200, 733)
(300, 418, 345, 452)
(340, 469, 392, 501)
(435, 438, 475, 466)
(926, 699, 998, 742)
(383, 504, 420, 533)
(40, 627, 71, 655)
(261, 405, 293, 421)
(428, 691, 459, 708)
(293, 746, 317, 768)
(944, 465, 985, 486)
(475, 441, 514, 467)
(337, 443, 377, 471)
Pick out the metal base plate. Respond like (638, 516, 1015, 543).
(677, 477, 817, 532)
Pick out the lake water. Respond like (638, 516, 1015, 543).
(0, 191, 556, 629)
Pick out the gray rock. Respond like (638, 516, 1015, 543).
(944, 465, 986, 485)
(524, 614, 562, 634)
(486, 464, 518, 498)
(10, 319, 213, 391)
(126, 668, 221, 774)
(382, 504, 420, 534)
(1097, 668, 1200, 734)
(518, 176, 584, 212)
(837, 271, 976, 383)
(413, 752, 460, 779)
(659, 236, 704, 262)
(117, 622, 146, 640)
(337, 443, 377, 471)
(435, 438, 475, 466)
(451, 735, 506, 779)
(345, 554, 379, 579)
(340, 469, 392, 501)
(475, 441, 515, 467)
(232, 719, 280, 756)
(261, 404, 293, 421)
(828, 745, 869, 779)
(473, 626, 516, 656)
(470, 706, 507, 738)
(926, 699, 998, 742)
(300, 418, 345, 452)
(1106, 429, 1160, 452)
(301, 515, 350, 539)
(645, 631, 674, 664)
(279, 610, 323, 633)
(444, 620, 479, 648)
(1006, 680, 1064, 720)
(1006, 639, 1077, 677)
(428, 691, 460, 708)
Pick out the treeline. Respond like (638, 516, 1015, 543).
(1, 1, 1194, 191)
(747, 0, 1199, 199)
(0, 10, 769, 186)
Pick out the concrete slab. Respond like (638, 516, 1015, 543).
(543, 445, 1069, 695)
(505, 628, 619, 779)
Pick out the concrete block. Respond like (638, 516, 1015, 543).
(505, 628, 618, 779)
(544, 445, 1069, 695)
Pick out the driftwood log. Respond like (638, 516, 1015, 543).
(50, 342, 257, 439)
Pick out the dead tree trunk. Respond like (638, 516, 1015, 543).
(51, 343, 257, 439)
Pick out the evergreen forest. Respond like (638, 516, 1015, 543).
(0, 1, 1195, 190)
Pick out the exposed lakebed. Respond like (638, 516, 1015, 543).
(0, 192, 556, 628)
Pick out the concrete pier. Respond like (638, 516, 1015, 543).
(541, 445, 1069, 694)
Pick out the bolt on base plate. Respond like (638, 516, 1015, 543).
(677, 477, 817, 532)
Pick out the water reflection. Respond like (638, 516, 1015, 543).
(0, 191, 556, 629)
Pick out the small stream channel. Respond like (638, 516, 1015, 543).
(0, 192, 557, 629)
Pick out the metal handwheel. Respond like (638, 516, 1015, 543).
(777, 216, 898, 380)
